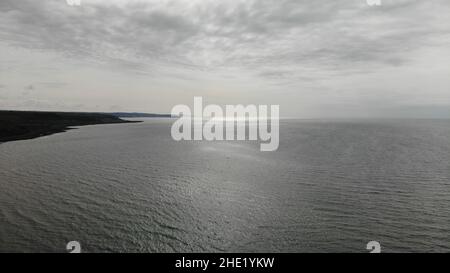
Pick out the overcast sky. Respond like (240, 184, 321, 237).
(0, 0, 449, 118)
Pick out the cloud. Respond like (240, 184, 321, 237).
(37, 82, 68, 89)
(24, 84, 34, 90)
(1, 0, 449, 75)
(0, 0, 449, 116)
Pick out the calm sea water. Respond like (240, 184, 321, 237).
(0, 119, 449, 253)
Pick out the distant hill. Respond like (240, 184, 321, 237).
(108, 112, 173, 118)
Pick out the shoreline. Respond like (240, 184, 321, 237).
(0, 110, 141, 144)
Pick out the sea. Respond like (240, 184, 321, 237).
(0, 119, 449, 253)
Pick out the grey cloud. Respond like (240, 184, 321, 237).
(1, 0, 450, 118)
(24, 85, 34, 91)
(215, 0, 448, 70)
(37, 82, 68, 89)
(258, 70, 295, 79)
(1, 0, 449, 78)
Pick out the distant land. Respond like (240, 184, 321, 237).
(108, 112, 173, 118)
(0, 110, 143, 143)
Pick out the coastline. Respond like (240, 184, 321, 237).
(0, 110, 141, 144)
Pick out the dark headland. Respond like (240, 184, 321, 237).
(0, 110, 142, 143)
